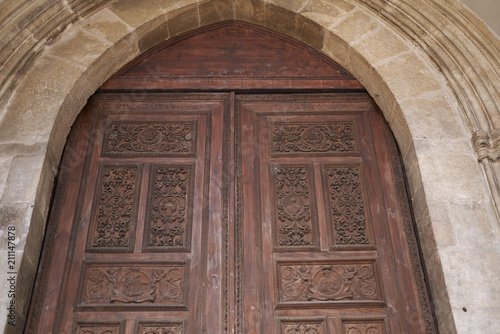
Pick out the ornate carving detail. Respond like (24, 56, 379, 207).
(277, 261, 382, 306)
(473, 129, 500, 161)
(271, 122, 357, 154)
(324, 166, 372, 248)
(144, 166, 193, 251)
(341, 319, 386, 334)
(78, 262, 188, 309)
(102, 121, 195, 156)
(272, 166, 317, 248)
(87, 165, 140, 251)
(74, 320, 125, 334)
(136, 320, 185, 334)
(279, 318, 327, 334)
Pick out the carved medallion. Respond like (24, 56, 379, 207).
(272, 166, 318, 249)
(144, 165, 193, 252)
(78, 262, 189, 310)
(74, 320, 124, 334)
(270, 122, 357, 155)
(136, 320, 186, 334)
(279, 318, 327, 334)
(324, 166, 373, 249)
(87, 165, 140, 251)
(102, 121, 195, 156)
(341, 319, 386, 334)
(277, 261, 382, 307)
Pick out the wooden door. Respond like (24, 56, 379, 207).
(28, 92, 434, 334)
(236, 94, 433, 333)
(28, 93, 230, 333)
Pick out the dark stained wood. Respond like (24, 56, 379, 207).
(26, 22, 436, 334)
(235, 93, 434, 333)
(100, 22, 364, 91)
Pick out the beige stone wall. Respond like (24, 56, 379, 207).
(0, 0, 499, 333)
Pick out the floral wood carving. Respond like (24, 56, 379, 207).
(273, 166, 317, 248)
(79, 262, 188, 309)
(277, 262, 381, 306)
(279, 318, 327, 334)
(102, 121, 195, 156)
(74, 321, 124, 334)
(325, 166, 372, 248)
(144, 166, 193, 251)
(342, 320, 385, 334)
(136, 321, 185, 334)
(87, 166, 139, 251)
(271, 122, 357, 154)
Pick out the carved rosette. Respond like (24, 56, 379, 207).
(87, 165, 140, 251)
(277, 261, 382, 307)
(102, 121, 195, 156)
(270, 122, 357, 155)
(144, 165, 193, 252)
(74, 321, 125, 334)
(136, 320, 186, 334)
(279, 318, 327, 334)
(272, 166, 318, 249)
(341, 319, 386, 334)
(324, 166, 373, 249)
(78, 262, 188, 309)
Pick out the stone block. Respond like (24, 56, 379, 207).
(417, 153, 489, 202)
(293, 14, 324, 50)
(1, 155, 44, 205)
(453, 308, 500, 334)
(199, 0, 232, 26)
(375, 53, 443, 99)
(47, 28, 110, 68)
(265, 4, 296, 36)
(0, 156, 13, 202)
(233, 0, 265, 24)
(266, 0, 306, 12)
(399, 94, 467, 141)
(301, 0, 353, 28)
(81, 8, 133, 44)
(439, 247, 500, 309)
(413, 139, 474, 156)
(329, 10, 380, 44)
(428, 204, 457, 247)
(353, 28, 410, 65)
(321, 30, 350, 66)
(166, 3, 200, 37)
(109, 0, 164, 28)
(448, 202, 497, 246)
(137, 16, 169, 53)
(155, 0, 198, 13)
(0, 204, 33, 250)
(0, 56, 86, 144)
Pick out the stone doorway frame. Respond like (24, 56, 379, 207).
(1, 1, 500, 333)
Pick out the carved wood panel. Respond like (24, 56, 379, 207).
(143, 165, 194, 252)
(73, 320, 125, 334)
(135, 320, 186, 334)
(236, 94, 434, 333)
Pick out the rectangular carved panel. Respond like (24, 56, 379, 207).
(278, 318, 328, 334)
(276, 260, 384, 308)
(341, 318, 387, 334)
(143, 165, 194, 252)
(102, 121, 196, 157)
(77, 261, 189, 310)
(86, 165, 141, 252)
(73, 320, 125, 334)
(323, 165, 374, 250)
(270, 165, 319, 250)
(270, 121, 358, 155)
(136, 320, 186, 334)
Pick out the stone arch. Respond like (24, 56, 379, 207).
(0, 0, 499, 333)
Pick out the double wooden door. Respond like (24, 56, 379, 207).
(29, 93, 434, 333)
